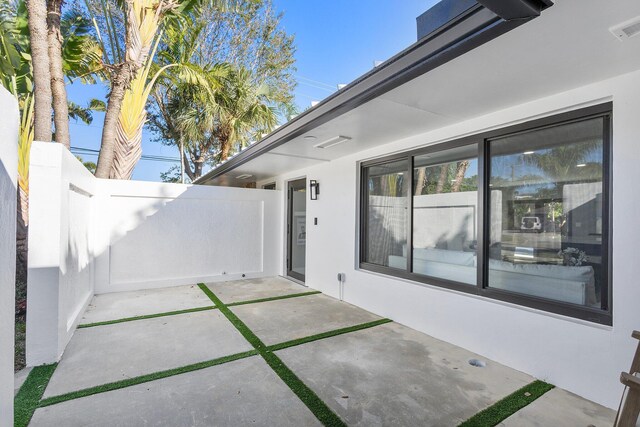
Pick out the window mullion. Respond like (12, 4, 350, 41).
(407, 156, 414, 274)
(477, 140, 487, 292)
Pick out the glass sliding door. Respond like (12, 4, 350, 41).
(359, 103, 612, 324)
(487, 117, 606, 308)
(287, 178, 307, 282)
(412, 145, 478, 285)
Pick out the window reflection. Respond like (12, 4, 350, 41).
(365, 160, 408, 268)
(488, 118, 605, 307)
(411, 145, 478, 284)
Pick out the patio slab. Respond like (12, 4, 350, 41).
(230, 293, 382, 346)
(499, 387, 616, 426)
(43, 310, 252, 398)
(31, 356, 322, 427)
(81, 284, 212, 324)
(276, 321, 533, 427)
(205, 276, 308, 304)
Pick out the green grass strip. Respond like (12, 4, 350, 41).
(268, 318, 392, 352)
(14, 363, 57, 427)
(39, 350, 258, 408)
(198, 283, 267, 350)
(262, 351, 346, 427)
(77, 305, 216, 328)
(77, 289, 319, 329)
(458, 380, 554, 427)
(227, 290, 321, 307)
(197, 283, 346, 427)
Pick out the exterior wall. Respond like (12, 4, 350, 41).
(94, 179, 282, 293)
(27, 143, 98, 365)
(27, 143, 282, 364)
(0, 87, 19, 427)
(259, 69, 640, 408)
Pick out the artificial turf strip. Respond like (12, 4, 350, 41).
(197, 283, 347, 427)
(226, 290, 321, 307)
(14, 363, 57, 427)
(457, 380, 554, 427)
(30, 286, 382, 413)
(268, 318, 392, 352)
(197, 283, 267, 350)
(262, 351, 346, 427)
(76, 290, 320, 329)
(77, 305, 217, 328)
(38, 350, 258, 408)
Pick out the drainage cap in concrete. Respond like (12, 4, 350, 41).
(468, 359, 486, 368)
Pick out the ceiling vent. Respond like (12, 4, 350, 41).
(610, 16, 640, 40)
(236, 174, 253, 179)
(314, 135, 352, 149)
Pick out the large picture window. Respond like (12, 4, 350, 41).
(359, 104, 611, 324)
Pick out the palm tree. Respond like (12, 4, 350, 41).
(451, 160, 470, 192)
(47, 0, 70, 147)
(148, 17, 230, 181)
(167, 83, 219, 180)
(1, 0, 103, 279)
(523, 142, 602, 183)
(214, 67, 278, 161)
(26, 0, 52, 141)
(91, 0, 214, 179)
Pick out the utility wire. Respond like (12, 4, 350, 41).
(295, 74, 337, 90)
(71, 146, 180, 163)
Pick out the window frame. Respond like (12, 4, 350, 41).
(358, 102, 613, 325)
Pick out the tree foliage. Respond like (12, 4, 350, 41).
(149, 0, 296, 181)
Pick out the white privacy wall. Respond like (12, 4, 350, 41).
(261, 70, 640, 409)
(0, 87, 19, 427)
(27, 143, 281, 364)
(27, 143, 98, 366)
(94, 179, 281, 293)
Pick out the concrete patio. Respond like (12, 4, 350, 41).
(21, 277, 615, 426)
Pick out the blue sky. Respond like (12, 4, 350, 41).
(68, 0, 436, 181)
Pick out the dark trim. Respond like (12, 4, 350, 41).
(359, 103, 613, 325)
(407, 156, 414, 273)
(480, 287, 612, 324)
(361, 262, 480, 294)
(480, 102, 612, 141)
(197, 1, 553, 185)
(476, 0, 553, 20)
(417, 0, 478, 40)
(477, 139, 488, 289)
(603, 110, 613, 314)
(356, 166, 369, 265)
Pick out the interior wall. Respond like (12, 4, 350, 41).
(0, 87, 19, 427)
(27, 143, 282, 364)
(261, 69, 640, 409)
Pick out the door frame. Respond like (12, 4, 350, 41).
(286, 177, 306, 283)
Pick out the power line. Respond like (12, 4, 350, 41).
(71, 146, 180, 163)
(296, 80, 335, 93)
(295, 74, 337, 90)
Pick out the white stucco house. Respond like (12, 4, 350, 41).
(193, 0, 640, 409)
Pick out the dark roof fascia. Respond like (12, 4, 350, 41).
(196, 1, 552, 185)
(476, 0, 553, 20)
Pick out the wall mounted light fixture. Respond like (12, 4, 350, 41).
(309, 180, 319, 200)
